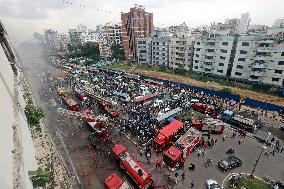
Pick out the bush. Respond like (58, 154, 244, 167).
(28, 169, 50, 187)
(25, 105, 45, 125)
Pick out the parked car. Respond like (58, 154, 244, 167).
(206, 179, 221, 189)
(218, 156, 242, 172)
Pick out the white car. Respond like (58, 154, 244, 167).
(206, 179, 221, 189)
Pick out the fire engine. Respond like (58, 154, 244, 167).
(191, 118, 225, 134)
(74, 88, 88, 101)
(192, 103, 214, 114)
(153, 120, 185, 153)
(62, 96, 80, 111)
(104, 173, 132, 189)
(87, 121, 110, 142)
(112, 144, 153, 189)
(163, 128, 200, 171)
(96, 100, 119, 117)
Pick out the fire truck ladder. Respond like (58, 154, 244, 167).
(57, 108, 108, 122)
(74, 83, 118, 107)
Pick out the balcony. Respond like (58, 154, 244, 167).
(257, 47, 284, 52)
(255, 55, 272, 61)
(251, 63, 268, 69)
(259, 40, 274, 44)
(251, 70, 266, 77)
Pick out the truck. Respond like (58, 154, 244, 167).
(62, 96, 80, 111)
(192, 103, 214, 114)
(153, 120, 185, 153)
(112, 144, 153, 189)
(154, 107, 183, 127)
(191, 118, 225, 134)
(96, 100, 119, 117)
(104, 173, 132, 189)
(74, 88, 88, 101)
(163, 128, 200, 171)
(87, 121, 110, 142)
(221, 110, 258, 132)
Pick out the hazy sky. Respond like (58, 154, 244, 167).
(0, 0, 283, 43)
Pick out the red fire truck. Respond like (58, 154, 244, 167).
(87, 121, 109, 141)
(74, 88, 88, 101)
(96, 100, 119, 117)
(112, 144, 153, 189)
(192, 103, 214, 114)
(104, 173, 132, 189)
(163, 128, 200, 171)
(62, 96, 80, 111)
(80, 108, 93, 121)
(133, 94, 158, 106)
(191, 118, 225, 134)
(153, 120, 185, 153)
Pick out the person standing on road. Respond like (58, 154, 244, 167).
(223, 134, 227, 141)
(190, 180, 195, 188)
(181, 172, 185, 183)
(140, 148, 143, 157)
(197, 149, 201, 157)
(202, 149, 206, 157)
(174, 171, 179, 184)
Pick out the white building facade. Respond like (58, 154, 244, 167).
(192, 35, 234, 76)
(168, 32, 194, 70)
(137, 37, 152, 64)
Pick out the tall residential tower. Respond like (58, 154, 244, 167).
(121, 5, 154, 60)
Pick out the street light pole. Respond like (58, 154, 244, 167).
(250, 145, 267, 178)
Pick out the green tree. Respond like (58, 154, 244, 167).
(65, 42, 100, 61)
(28, 169, 50, 187)
(24, 105, 45, 125)
(111, 43, 125, 60)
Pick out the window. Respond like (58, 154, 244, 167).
(222, 42, 228, 46)
(196, 48, 201, 51)
(194, 66, 198, 69)
(236, 65, 244, 69)
(278, 61, 284, 65)
(275, 70, 283, 74)
(219, 63, 224, 66)
(272, 78, 280, 82)
(242, 42, 249, 46)
(281, 52, 284, 56)
(238, 58, 246, 61)
(220, 56, 226, 60)
(195, 60, 199, 63)
(208, 42, 215, 46)
(197, 42, 200, 45)
(208, 49, 214, 52)
(250, 75, 259, 79)
(240, 50, 247, 54)
(140, 50, 146, 53)
(221, 49, 227, 53)
(235, 72, 242, 76)
(217, 70, 223, 73)
(196, 54, 199, 57)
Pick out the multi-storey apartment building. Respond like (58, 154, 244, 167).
(103, 22, 122, 45)
(137, 37, 152, 64)
(192, 34, 235, 76)
(151, 37, 169, 66)
(43, 29, 68, 51)
(248, 28, 284, 86)
(121, 5, 154, 60)
(231, 34, 262, 79)
(169, 32, 194, 70)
